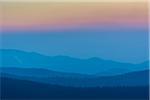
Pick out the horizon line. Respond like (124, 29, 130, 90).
(0, 48, 149, 64)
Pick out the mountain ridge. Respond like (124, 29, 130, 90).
(1, 67, 149, 87)
(0, 49, 149, 75)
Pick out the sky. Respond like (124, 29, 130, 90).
(0, 2, 149, 63)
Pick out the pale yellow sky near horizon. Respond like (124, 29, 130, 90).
(0, 2, 148, 31)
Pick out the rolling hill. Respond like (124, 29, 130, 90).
(1, 76, 149, 99)
(1, 67, 149, 87)
(0, 49, 149, 75)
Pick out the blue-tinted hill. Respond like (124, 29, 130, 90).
(0, 49, 149, 75)
(1, 76, 149, 99)
(0, 67, 94, 78)
(1, 67, 149, 87)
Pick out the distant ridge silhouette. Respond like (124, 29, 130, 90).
(0, 49, 148, 75)
(0, 49, 149, 99)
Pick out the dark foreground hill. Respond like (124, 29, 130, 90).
(1, 76, 149, 99)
